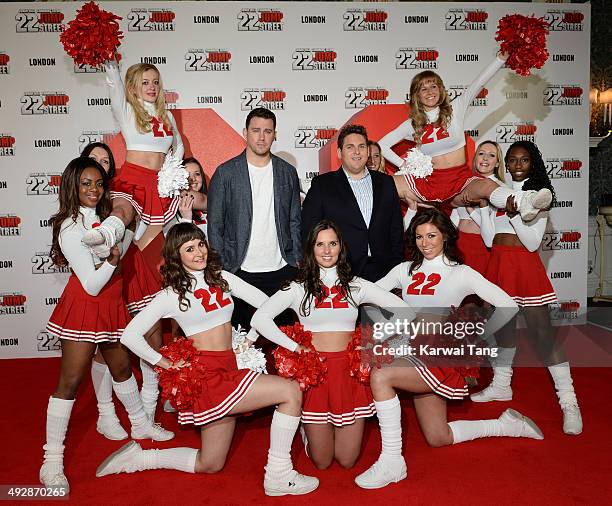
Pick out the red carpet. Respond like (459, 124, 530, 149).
(1, 355, 610, 504)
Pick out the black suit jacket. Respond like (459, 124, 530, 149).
(301, 168, 404, 281)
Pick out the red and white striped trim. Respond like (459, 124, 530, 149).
(401, 356, 468, 400)
(301, 403, 376, 426)
(513, 292, 558, 306)
(404, 174, 481, 203)
(126, 292, 160, 314)
(46, 322, 123, 343)
(178, 370, 260, 426)
(110, 191, 179, 226)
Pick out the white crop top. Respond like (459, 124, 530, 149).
(251, 266, 415, 347)
(104, 62, 184, 158)
(377, 254, 518, 336)
(379, 56, 505, 164)
(121, 270, 282, 365)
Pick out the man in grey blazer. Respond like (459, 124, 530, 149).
(207, 107, 302, 330)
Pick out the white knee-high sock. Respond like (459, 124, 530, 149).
(43, 397, 75, 464)
(112, 375, 148, 427)
(548, 362, 578, 405)
(264, 410, 300, 478)
(134, 221, 148, 241)
(449, 419, 507, 443)
(490, 186, 522, 209)
(491, 347, 517, 388)
(140, 358, 159, 418)
(142, 448, 198, 473)
(375, 396, 403, 462)
(91, 361, 116, 418)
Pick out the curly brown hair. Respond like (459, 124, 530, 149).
(288, 219, 356, 316)
(406, 208, 462, 274)
(409, 71, 453, 146)
(49, 157, 111, 266)
(161, 222, 228, 311)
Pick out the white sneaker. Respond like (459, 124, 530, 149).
(163, 400, 176, 413)
(96, 441, 143, 477)
(264, 470, 319, 496)
(97, 415, 128, 441)
(354, 457, 407, 489)
(499, 408, 544, 440)
(470, 384, 513, 402)
(519, 189, 552, 221)
(562, 403, 583, 435)
(131, 421, 174, 442)
(40, 462, 70, 493)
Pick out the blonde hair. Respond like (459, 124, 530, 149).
(124, 63, 172, 134)
(409, 71, 452, 145)
(473, 140, 505, 182)
(367, 140, 386, 173)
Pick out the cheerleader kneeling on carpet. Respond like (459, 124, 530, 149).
(251, 220, 415, 470)
(355, 208, 543, 490)
(40, 158, 173, 492)
(471, 141, 583, 436)
(96, 223, 319, 497)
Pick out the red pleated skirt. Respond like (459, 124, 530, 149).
(177, 350, 260, 426)
(404, 163, 482, 203)
(400, 355, 469, 400)
(122, 244, 162, 314)
(302, 351, 375, 426)
(46, 274, 130, 343)
(111, 161, 179, 225)
(457, 231, 490, 276)
(485, 244, 557, 306)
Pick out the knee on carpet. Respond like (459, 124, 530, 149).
(424, 431, 451, 448)
(195, 456, 226, 474)
(335, 453, 358, 469)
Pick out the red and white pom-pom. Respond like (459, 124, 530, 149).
(273, 323, 327, 391)
(496, 14, 549, 77)
(155, 339, 207, 412)
(157, 150, 189, 198)
(348, 326, 394, 385)
(60, 1, 123, 67)
(396, 148, 433, 179)
(232, 327, 267, 374)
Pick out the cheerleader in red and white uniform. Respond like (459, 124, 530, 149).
(379, 52, 551, 221)
(96, 223, 318, 497)
(471, 141, 583, 436)
(40, 158, 173, 492)
(252, 220, 415, 470)
(355, 208, 545, 490)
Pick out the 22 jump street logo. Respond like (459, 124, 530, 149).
(78, 131, 115, 154)
(0, 53, 9, 74)
(545, 158, 582, 179)
(447, 86, 488, 106)
(26, 173, 61, 196)
(292, 49, 337, 71)
(345, 87, 389, 109)
(544, 10, 584, 31)
(541, 230, 581, 251)
(74, 63, 102, 74)
(550, 300, 580, 321)
(164, 90, 179, 110)
(185, 49, 232, 72)
(21, 92, 69, 115)
(0, 293, 26, 315)
(0, 215, 21, 236)
(445, 9, 488, 30)
(543, 85, 583, 106)
(15, 10, 63, 33)
(0, 134, 15, 156)
(496, 123, 537, 144)
(343, 9, 388, 31)
(294, 126, 337, 149)
(241, 89, 286, 111)
(237, 9, 283, 31)
(396, 48, 438, 70)
(32, 252, 70, 275)
(37, 330, 61, 352)
(128, 9, 175, 31)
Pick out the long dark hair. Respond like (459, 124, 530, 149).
(290, 219, 356, 316)
(81, 142, 117, 179)
(49, 157, 111, 266)
(161, 222, 227, 311)
(183, 156, 208, 194)
(406, 208, 462, 274)
(505, 141, 556, 205)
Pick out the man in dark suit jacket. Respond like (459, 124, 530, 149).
(301, 124, 403, 282)
(207, 107, 301, 330)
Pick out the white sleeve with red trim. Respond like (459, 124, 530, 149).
(376, 263, 405, 292)
(509, 212, 548, 252)
(378, 119, 415, 168)
(223, 271, 268, 342)
(479, 206, 496, 247)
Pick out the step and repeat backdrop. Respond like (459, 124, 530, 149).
(0, 2, 590, 358)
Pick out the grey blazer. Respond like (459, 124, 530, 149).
(207, 150, 302, 273)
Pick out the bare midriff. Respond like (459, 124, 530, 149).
(311, 330, 354, 352)
(188, 321, 234, 351)
(126, 150, 166, 171)
(457, 218, 480, 234)
(493, 233, 523, 247)
(430, 147, 466, 169)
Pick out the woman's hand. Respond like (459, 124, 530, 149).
(106, 246, 120, 266)
(498, 51, 509, 62)
(178, 193, 194, 221)
(505, 196, 519, 218)
(295, 344, 312, 353)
